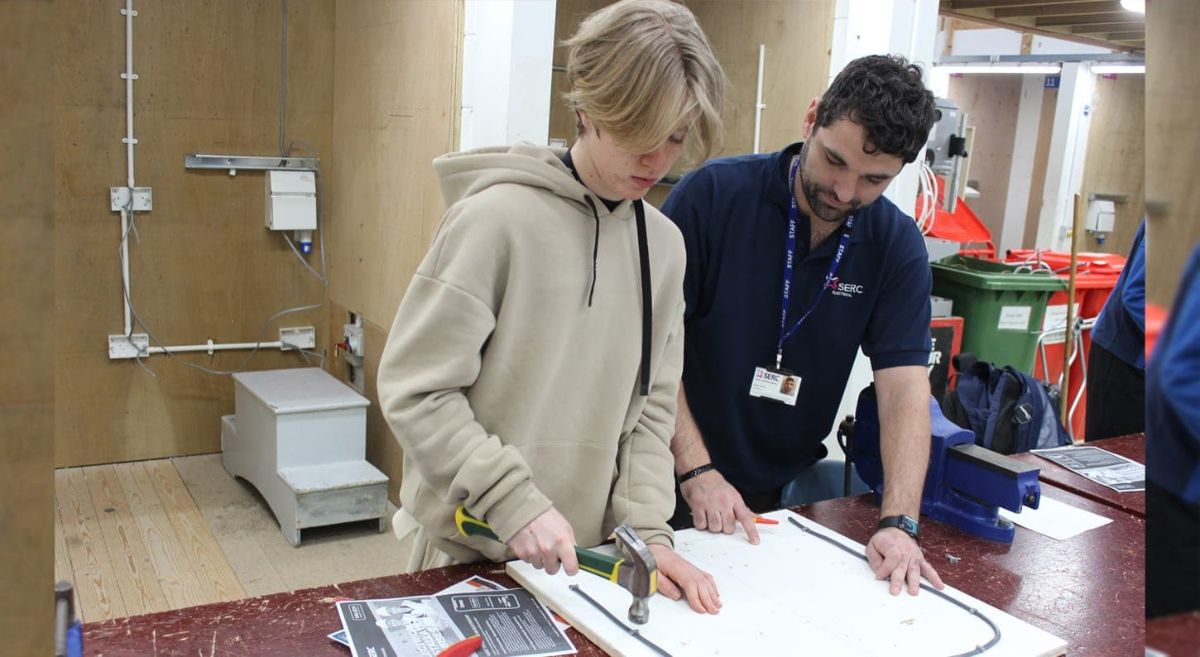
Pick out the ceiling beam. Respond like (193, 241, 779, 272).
(993, 1, 1124, 18)
(1037, 12, 1137, 26)
(1070, 21, 1145, 32)
(944, 0, 1099, 10)
(941, 10, 1141, 52)
(1105, 31, 1146, 40)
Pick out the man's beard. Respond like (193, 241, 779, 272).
(798, 141, 859, 224)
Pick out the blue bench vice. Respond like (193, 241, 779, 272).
(847, 386, 1041, 543)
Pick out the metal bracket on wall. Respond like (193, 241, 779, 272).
(185, 154, 319, 173)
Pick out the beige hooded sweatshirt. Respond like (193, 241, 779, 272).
(377, 143, 685, 563)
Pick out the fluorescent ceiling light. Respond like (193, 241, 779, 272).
(1120, 0, 1145, 13)
(1092, 64, 1145, 74)
(934, 65, 1062, 75)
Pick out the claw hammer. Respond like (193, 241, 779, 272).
(455, 506, 658, 624)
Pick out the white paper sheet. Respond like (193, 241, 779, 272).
(999, 494, 1113, 540)
(509, 510, 1067, 657)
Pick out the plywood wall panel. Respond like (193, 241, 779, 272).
(549, 0, 833, 172)
(327, 120, 444, 323)
(329, 0, 461, 330)
(329, 0, 463, 501)
(1145, 0, 1200, 307)
(55, 348, 312, 467)
(349, 314, 413, 501)
(53, 0, 335, 466)
(1, 1, 55, 653)
(361, 315, 405, 500)
(548, 0, 610, 145)
(1079, 74, 1144, 258)
(948, 75, 1022, 247)
(328, 300, 406, 499)
(688, 0, 835, 158)
(54, 199, 118, 356)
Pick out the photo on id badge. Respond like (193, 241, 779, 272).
(750, 367, 800, 405)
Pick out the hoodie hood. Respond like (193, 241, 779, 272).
(434, 142, 624, 216)
(433, 142, 655, 397)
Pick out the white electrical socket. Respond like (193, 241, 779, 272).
(108, 333, 150, 359)
(343, 324, 364, 358)
(279, 326, 316, 350)
(343, 312, 365, 393)
(110, 187, 153, 212)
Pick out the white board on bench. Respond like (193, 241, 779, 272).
(508, 509, 1066, 657)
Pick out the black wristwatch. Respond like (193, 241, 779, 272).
(877, 515, 920, 542)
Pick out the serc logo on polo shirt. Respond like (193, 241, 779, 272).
(826, 276, 865, 298)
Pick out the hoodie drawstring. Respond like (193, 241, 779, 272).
(633, 200, 652, 397)
(583, 196, 653, 397)
(584, 196, 601, 308)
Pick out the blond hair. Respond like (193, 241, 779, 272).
(564, 0, 727, 164)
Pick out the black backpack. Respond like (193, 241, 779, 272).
(940, 353, 1072, 454)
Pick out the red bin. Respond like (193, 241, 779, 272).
(1003, 249, 1126, 438)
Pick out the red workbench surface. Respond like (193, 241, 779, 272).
(1146, 611, 1200, 655)
(88, 483, 1143, 656)
(85, 563, 609, 657)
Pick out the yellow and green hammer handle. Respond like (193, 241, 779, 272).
(455, 506, 624, 582)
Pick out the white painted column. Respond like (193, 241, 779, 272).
(459, 0, 556, 151)
(1035, 62, 1095, 251)
(829, 0, 939, 218)
(998, 75, 1046, 254)
(824, 0, 941, 457)
(887, 0, 940, 219)
(829, 0, 895, 80)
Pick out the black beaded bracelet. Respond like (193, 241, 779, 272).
(678, 463, 716, 483)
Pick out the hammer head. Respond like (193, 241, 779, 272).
(612, 524, 657, 625)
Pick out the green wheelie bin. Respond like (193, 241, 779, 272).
(930, 256, 1066, 373)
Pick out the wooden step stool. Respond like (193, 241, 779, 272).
(222, 367, 388, 546)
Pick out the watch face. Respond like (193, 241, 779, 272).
(880, 515, 919, 539)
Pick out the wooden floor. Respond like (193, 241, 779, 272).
(55, 455, 408, 623)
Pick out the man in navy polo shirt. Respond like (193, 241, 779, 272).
(663, 54, 944, 595)
(1146, 242, 1200, 618)
(1086, 220, 1145, 441)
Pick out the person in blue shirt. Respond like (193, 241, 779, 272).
(1146, 241, 1200, 618)
(1086, 221, 1145, 441)
(662, 54, 944, 596)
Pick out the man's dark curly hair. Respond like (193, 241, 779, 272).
(813, 54, 937, 164)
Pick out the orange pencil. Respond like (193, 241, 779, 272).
(753, 516, 779, 525)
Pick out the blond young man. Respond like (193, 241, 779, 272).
(377, 0, 728, 614)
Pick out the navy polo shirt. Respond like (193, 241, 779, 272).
(1092, 221, 1146, 369)
(662, 143, 932, 495)
(1147, 243, 1200, 503)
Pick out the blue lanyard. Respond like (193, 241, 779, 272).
(776, 155, 856, 368)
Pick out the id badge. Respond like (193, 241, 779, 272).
(749, 366, 800, 406)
